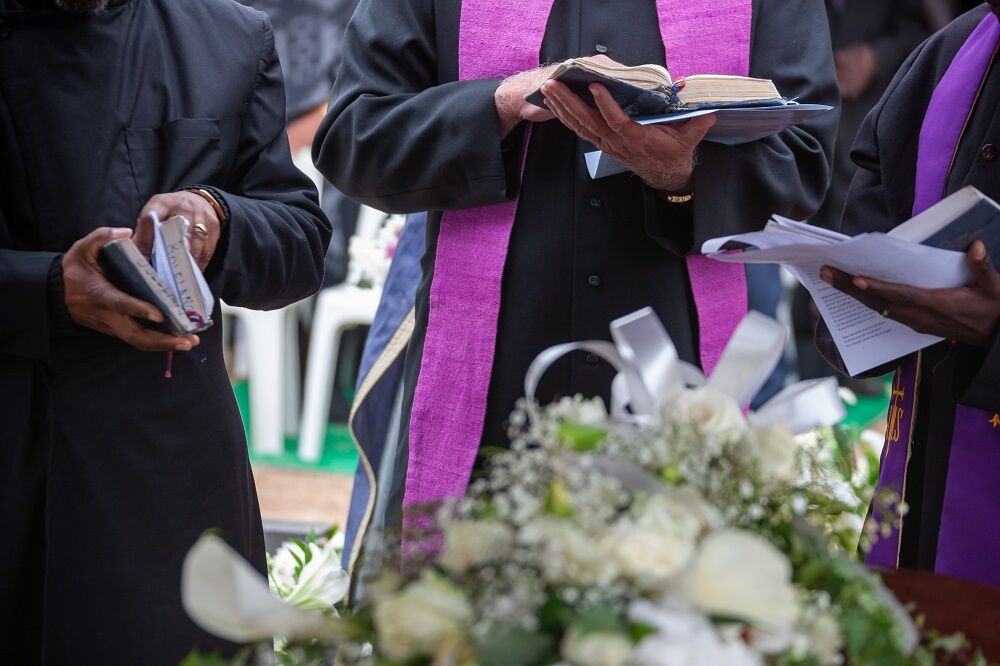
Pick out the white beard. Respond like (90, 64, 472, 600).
(54, 0, 109, 14)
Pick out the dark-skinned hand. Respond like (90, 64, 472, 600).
(62, 227, 200, 352)
(541, 77, 716, 192)
(134, 191, 222, 270)
(820, 241, 1000, 349)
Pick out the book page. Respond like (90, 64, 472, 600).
(786, 265, 941, 376)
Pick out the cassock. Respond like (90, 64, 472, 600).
(315, 0, 837, 547)
(834, 4, 1000, 585)
(0, 1, 331, 663)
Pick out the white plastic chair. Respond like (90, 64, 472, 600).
(297, 206, 399, 462)
(223, 303, 302, 456)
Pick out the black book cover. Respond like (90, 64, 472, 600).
(99, 240, 187, 335)
(921, 198, 1000, 269)
(525, 68, 676, 117)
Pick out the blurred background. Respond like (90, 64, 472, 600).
(227, 0, 984, 547)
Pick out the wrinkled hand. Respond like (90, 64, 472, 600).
(135, 191, 222, 270)
(820, 241, 1000, 348)
(835, 43, 877, 100)
(62, 227, 200, 352)
(494, 64, 558, 139)
(542, 79, 716, 192)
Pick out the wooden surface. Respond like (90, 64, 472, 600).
(253, 464, 352, 527)
(880, 568, 1000, 660)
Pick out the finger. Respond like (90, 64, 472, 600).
(544, 81, 608, 137)
(80, 227, 133, 264)
(820, 265, 885, 312)
(590, 84, 636, 135)
(137, 194, 172, 224)
(90, 281, 166, 323)
(112, 316, 200, 353)
(188, 223, 207, 267)
(848, 274, 932, 309)
(675, 113, 717, 145)
(133, 213, 156, 260)
(968, 241, 1000, 292)
(543, 89, 607, 147)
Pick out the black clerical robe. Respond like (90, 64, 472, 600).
(837, 5, 1000, 574)
(0, 1, 331, 663)
(315, 0, 837, 527)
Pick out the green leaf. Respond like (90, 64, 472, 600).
(557, 422, 607, 452)
(539, 596, 575, 633)
(476, 628, 558, 666)
(628, 622, 656, 643)
(545, 479, 574, 518)
(573, 604, 625, 636)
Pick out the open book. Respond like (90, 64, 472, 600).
(701, 186, 1000, 376)
(524, 58, 784, 116)
(99, 213, 215, 335)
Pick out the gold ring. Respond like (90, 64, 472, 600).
(881, 309, 890, 318)
(192, 222, 209, 238)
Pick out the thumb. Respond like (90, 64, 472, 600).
(83, 227, 132, 262)
(133, 214, 155, 261)
(968, 241, 1000, 292)
(678, 113, 717, 145)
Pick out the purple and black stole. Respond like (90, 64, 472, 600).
(866, 12, 1000, 587)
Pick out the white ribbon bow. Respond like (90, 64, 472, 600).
(525, 307, 845, 434)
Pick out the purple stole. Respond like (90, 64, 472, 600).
(867, 13, 1000, 587)
(403, 0, 752, 517)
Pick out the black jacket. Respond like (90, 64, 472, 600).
(0, 0, 330, 662)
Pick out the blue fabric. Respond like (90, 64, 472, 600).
(342, 212, 427, 566)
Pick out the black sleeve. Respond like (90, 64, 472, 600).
(206, 16, 332, 310)
(644, 0, 840, 255)
(0, 246, 62, 361)
(312, 0, 521, 214)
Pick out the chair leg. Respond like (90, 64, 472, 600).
(247, 310, 285, 456)
(283, 308, 301, 438)
(299, 300, 345, 463)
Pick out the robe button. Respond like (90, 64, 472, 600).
(595, 44, 609, 54)
(589, 198, 602, 209)
(585, 353, 600, 365)
(588, 275, 602, 287)
(981, 144, 997, 162)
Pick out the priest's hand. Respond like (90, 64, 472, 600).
(541, 79, 716, 192)
(135, 191, 222, 270)
(62, 227, 201, 352)
(820, 241, 1000, 348)
(494, 65, 558, 139)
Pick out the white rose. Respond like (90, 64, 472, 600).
(636, 493, 713, 536)
(606, 525, 695, 592)
(373, 571, 473, 661)
(807, 612, 844, 665)
(438, 520, 512, 575)
(627, 598, 761, 666)
(745, 424, 800, 482)
(561, 628, 632, 666)
(678, 529, 799, 632)
(520, 518, 618, 586)
(665, 387, 748, 444)
(268, 539, 349, 612)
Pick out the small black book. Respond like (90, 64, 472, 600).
(892, 185, 1000, 265)
(98, 215, 214, 335)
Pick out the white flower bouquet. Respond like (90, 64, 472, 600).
(181, 310, 984, 666)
